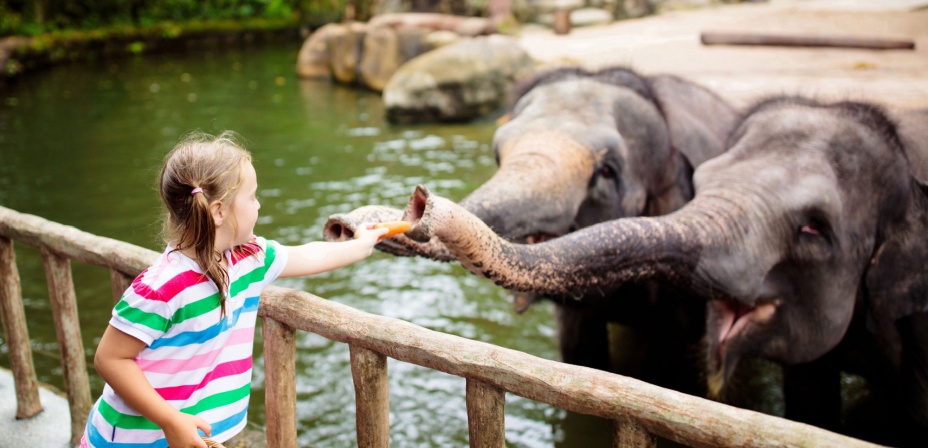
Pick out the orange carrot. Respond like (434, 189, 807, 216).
(372, 221, 411, 239)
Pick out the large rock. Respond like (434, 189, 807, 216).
(360, 25, 437, 91)
(383, 35, 536, 123)
(328, 22, 368, 85)
(295, 18, 466, 91)
(296, 23, 340, 79)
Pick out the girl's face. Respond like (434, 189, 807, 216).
(220, 161, 260, 250)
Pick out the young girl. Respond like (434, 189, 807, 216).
(82, 131, 388, 448)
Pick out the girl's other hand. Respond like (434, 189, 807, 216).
(162, 412, 211, 448)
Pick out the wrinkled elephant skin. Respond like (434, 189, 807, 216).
(405, 99, 928, 445)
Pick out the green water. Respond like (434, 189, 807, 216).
(0, 41, 615, 447)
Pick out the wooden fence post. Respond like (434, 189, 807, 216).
(109, 269, 133, 305)
(466, 379, 505, 448)
(0, 237, 43, 419)
(350, 344, 390, 447)
(614, 419, 656, 448)
(263, 318, 298, 448)
(41, 247, 91, 446)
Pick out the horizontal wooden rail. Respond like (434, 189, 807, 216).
(0, 205, 884, 447)
(0, 206, 157, 276)
(257, 286, 880, 448)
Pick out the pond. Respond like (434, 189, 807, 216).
(0, 40, 617, 447)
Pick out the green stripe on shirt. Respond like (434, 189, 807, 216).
(114, 300, 171, 333)
(97, 383, 252, 430)
(172, 292, 221, 325)
(230, 243, 277, 297)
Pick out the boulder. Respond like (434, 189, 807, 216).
(295, 19, 465, 91)
(296, 23, 340, 79)
(383, 35, 536, 123)
(360, 25, 435, 91)
(328, 21, 368, 85)
(359, 26, 402, 91)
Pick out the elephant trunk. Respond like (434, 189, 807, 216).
(404, 185, 711, 296)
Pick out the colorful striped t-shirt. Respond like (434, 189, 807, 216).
(84, 236, 287, 447)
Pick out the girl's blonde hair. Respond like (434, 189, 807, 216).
(159, 130, 258, 317)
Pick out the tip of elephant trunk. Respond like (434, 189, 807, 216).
(403, 185, 432, 243)
(323, 215, 355, 241)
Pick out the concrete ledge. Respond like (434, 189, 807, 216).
(0, 367, 71, 448)
(0, 368, 269, 447)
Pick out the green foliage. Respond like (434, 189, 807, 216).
(0, 0, 309, 37)
(301, 0, 348, 28)
(126, 41, 146, 54)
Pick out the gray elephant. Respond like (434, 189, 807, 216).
(324, 66, 738, 393)
(399, 98, 928, 445)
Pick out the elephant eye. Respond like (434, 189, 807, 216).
(598, 165, 615, 179)
(800, 224, 821, 236)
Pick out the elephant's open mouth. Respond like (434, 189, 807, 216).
(709, 298, 780, 367)
(706, 298, 779, 396)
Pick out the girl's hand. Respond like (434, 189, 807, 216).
(162, 412, 211, 448)
(354, 223, 390, 245)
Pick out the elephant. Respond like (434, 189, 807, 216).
(397, 97, 928, 445)
(324, 66, 739, 394)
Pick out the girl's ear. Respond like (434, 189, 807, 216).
(210, 201, 225, 227)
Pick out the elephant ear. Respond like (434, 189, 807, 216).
(647, 74, 739, 168)
(863, 108, 928, 358)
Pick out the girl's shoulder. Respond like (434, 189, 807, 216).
(138, 246, 203, 287)
(230, 235, 284, 266)
(230, 237, 265, 264)
(229, 236, 287, 281)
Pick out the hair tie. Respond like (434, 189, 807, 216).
(191, 187, 203, 196)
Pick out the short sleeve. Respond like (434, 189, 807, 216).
(109, 272, 173, 346)
(257, 237, 288, 285)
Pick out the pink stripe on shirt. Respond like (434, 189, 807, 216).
(156, 357, 253, 401)
(135, 328, 254, 373)
(132, 270, 209, 303)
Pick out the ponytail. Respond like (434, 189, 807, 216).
(160, 131, 252, 319)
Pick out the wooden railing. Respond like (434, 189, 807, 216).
(0, 205, 882, 448)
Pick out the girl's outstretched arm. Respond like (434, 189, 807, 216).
(94, 325, 212, 448)
(279, 224, 388, 278)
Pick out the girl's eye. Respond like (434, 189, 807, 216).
(800, 223, 821, 236)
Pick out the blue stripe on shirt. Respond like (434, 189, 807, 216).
(149, 297, 259, 349)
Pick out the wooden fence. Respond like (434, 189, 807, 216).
(0, 205, 882, 447)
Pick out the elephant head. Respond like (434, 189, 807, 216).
(460, 67, 736, 243)
(403, 97, 928, 433)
